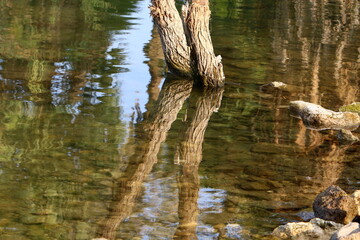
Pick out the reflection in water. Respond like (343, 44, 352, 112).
(97, 78, 224, 239)
(0, 0, 359, 239)
(174, 87, 223, 240)
(269, 0, 360, 106)
(97, 78, 193, 239)
(269, 0, 359, 195)
(209, 0, 359, 236)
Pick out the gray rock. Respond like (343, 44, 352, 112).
(272, 218, 343, 239)
(310, 218, 344, 230)
(289, 101, 360, 131)
(296, 211, 315, 221)
(260, 81, 287, 91)
(272, 221, 324, 239)
(353, 190, 360, 217)
(331, 222, 360, 240)
(313, 185, 358, 224)
(225, 224, 243, 239)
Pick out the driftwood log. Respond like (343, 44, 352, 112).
(289, 101, 360, 131)
(150, 0, 225, 87)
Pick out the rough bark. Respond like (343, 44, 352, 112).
(182, 0, 225, 87)
(150, 0, 225, 87)
(150, 0, 191, 76)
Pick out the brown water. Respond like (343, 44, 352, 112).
(0, 0, 359, 239)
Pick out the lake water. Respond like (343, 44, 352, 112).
(0, 0, 359, 239)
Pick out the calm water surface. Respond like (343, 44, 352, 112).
(0, 0, 359, 239)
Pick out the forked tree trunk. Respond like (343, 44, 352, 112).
(150, 0, 225, 87)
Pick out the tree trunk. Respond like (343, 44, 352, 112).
(182, 0, 225, 87)
(150, 0, 225, 87)
(150, 0, 192, 76)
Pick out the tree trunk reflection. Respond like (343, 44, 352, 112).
(174, 87, 223, 240)
(96, 78, 192, 239)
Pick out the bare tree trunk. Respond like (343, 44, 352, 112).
(150, 0, 225, 87)
(150, 0, 191, 76)
(182, 0, 225, 87)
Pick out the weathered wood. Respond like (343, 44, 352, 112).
(150, 0, 225, 87)
(289, 101, 360, 131)
(182, 0, 225, 87)
(150, 0, 191, 76)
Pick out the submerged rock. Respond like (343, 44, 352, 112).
(313, 185, 357, 224)
(260, 81, 298, 93)
(225, 224, 243, 239)
(272, 218, 343, 239)
(263, 81, 287, 89)
(296, 211, 315, 222)
(289, 101, 360, 131)
(331, 222, 360, 240)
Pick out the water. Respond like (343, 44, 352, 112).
(0, 0, 359, 239)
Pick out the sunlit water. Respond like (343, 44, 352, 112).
(0, 0, 359, 239)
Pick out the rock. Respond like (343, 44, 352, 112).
(260, 81, 287, 93)
(296, 211, 315, 221)
(313, 185, 358, 224)
(353, 190, 360, 217)
(272, 218, 343, 239)
(331, 222, 360, 240)
(289, 101, 360, 131)
(310, 218, 344, 231)
(225, 224, 243, 239)
(271, 81, 287, 88)
(260, 82, 304, 94)
(266, 81, 287, 89)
